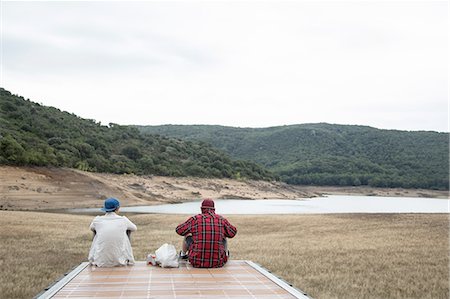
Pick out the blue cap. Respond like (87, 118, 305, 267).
(101, 198, 120, 212)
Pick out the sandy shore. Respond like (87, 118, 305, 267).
(0, 166, 447, 211)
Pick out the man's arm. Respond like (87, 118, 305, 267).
(223, 218, 237, 238)
(124, 216, 137, 232)
(89, 217, 97, 232)
(176, 216, 195, 236)
(89, 218, 97, 240)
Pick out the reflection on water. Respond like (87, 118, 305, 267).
(71, 195, 450, 215)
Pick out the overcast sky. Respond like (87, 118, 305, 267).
(1, 1, 448, 132)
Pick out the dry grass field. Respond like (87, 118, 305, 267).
(0, 211, 448, 299)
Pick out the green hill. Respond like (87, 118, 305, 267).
(0, 88, 275, 181)
(137, 124, 449, 190)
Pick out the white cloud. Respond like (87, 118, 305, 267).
(2, 1, 448, 132)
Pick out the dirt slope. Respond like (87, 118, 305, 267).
(0, 166, 316, 210)
(0, 166, 447, 211)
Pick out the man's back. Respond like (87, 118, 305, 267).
(89, 212, 137, 267)
(176, 210, 237, 268)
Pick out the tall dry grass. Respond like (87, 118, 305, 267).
(0, 211, 448, 298)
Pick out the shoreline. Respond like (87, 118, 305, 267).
(0, 166, 447, 211)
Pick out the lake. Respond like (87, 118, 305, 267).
(72, 195, 449, 214)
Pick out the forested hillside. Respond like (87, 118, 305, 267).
(138, 124, 449, 190)
(0, 89, 275, 180)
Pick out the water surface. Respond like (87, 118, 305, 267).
(72, 195, 449, 215)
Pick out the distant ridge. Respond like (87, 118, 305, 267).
(0, 88, 275, 181)
(137, 124, 449, 190)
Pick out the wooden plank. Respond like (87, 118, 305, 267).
(36, 260, 310, 298)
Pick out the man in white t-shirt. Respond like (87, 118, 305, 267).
(88, 198, 137, 267)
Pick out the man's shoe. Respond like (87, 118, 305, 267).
(179, 251, 188, 260)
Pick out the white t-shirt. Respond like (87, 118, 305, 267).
(88, 212, 137, 267)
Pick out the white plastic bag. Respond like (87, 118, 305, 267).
(155, 243, 179, 268)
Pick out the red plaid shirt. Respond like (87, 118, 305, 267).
(176, 210, 237, 268)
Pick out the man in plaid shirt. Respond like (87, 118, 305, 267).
(176, 199, 237, 268)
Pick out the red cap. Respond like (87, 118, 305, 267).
(201, 199, 215, 209)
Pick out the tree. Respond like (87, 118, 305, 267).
(0, 135, 26, 163)
(122, 145, 142, 161)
